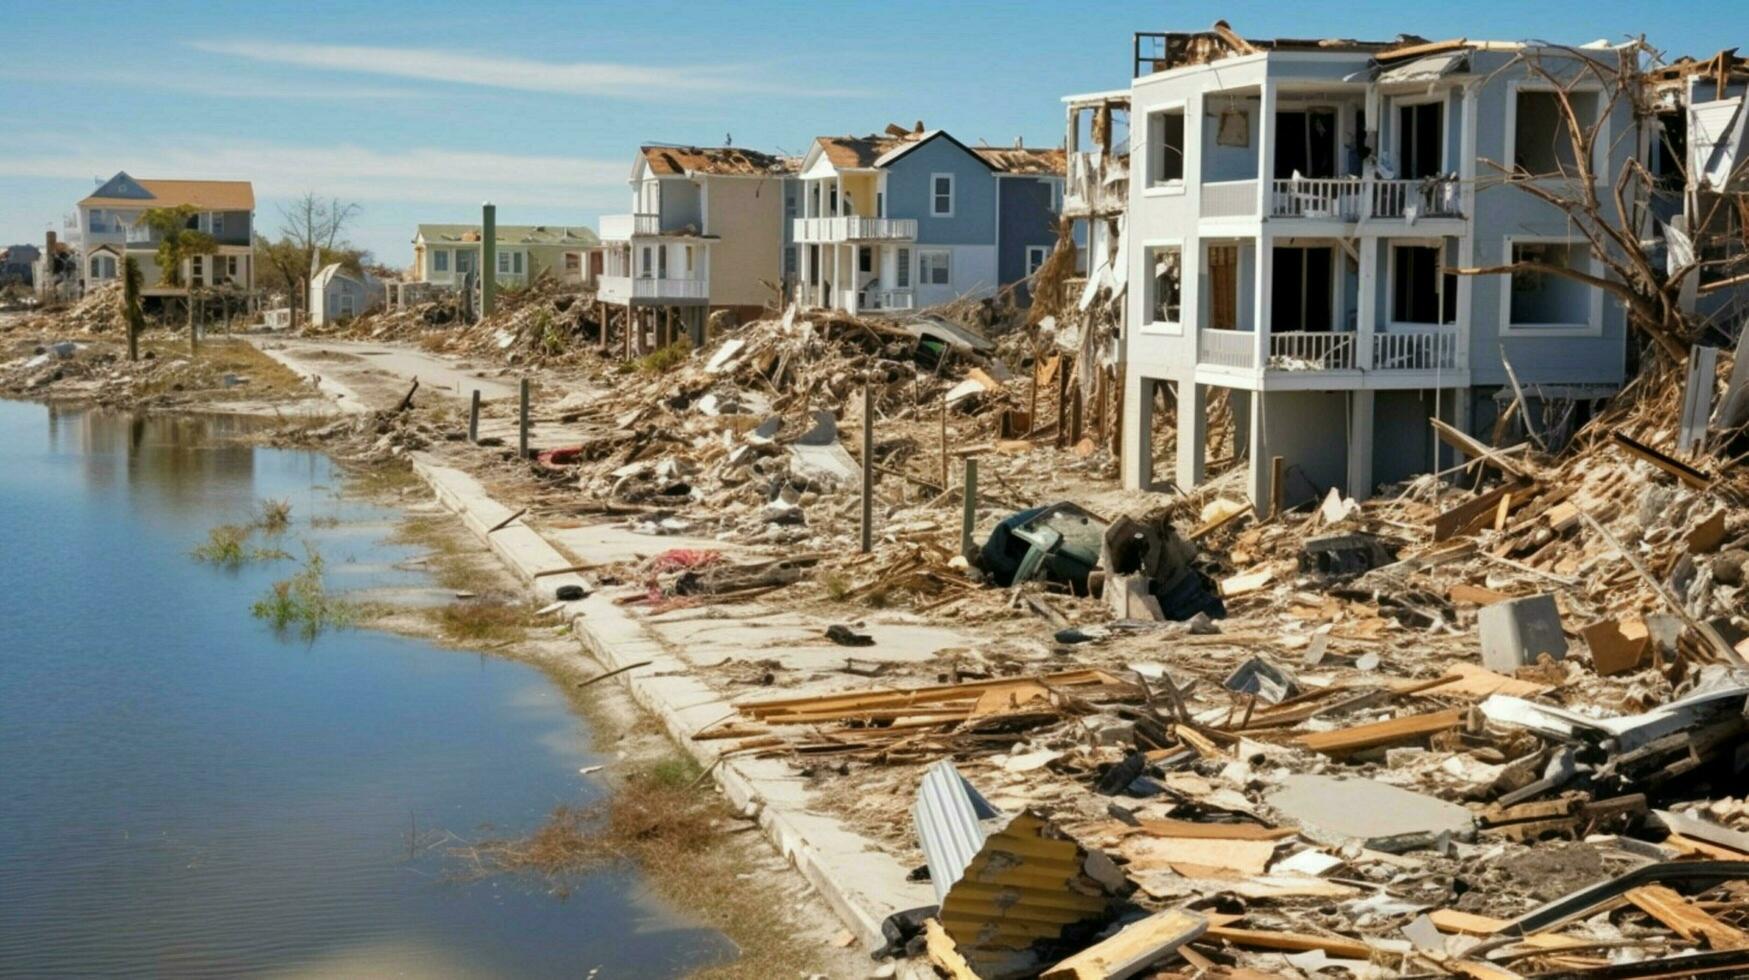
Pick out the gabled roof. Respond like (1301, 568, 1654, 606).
(637, 145, 794, 177)
(817, 133, 914, 169)
(80, 171, 255, 211)
(414, 224, 600, 247)
(974, 146, 1067, 176)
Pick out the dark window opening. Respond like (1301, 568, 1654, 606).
(1399, 102, 1443, 178)
(1392, 246, 1444, 323)
(1275, 109, 1338, 179)
(1271, 246, 1333, 332)
(858, 247, 872, 273)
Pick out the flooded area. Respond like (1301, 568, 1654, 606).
(0, 400, 732, 978)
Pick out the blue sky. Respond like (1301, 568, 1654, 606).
(2, 0, 1738, 266)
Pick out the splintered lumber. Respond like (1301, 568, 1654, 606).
(1434, 484, 1520, 541)
(1449, 583, 1515, 606)
(1611, 431, 1712, 489)
(1041, 909, 1207, 980)
(1203, 924, 1372, 960)
(1132, 818, 1297, 841)
(1296, 708, 1465, 755)
(1625, 885, 1749, 949)
(1432, 418, 1536, 481)
(1428, 909, 1591, 950)
(736, 669, 1132, 725)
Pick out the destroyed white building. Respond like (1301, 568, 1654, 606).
(1096, 25, 1688, 510)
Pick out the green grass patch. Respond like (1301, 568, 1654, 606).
(255, 497, 292, 533)
(192, 523, 291, 568)
(251, 547, 359, 640)
(633, 340, 690, 375)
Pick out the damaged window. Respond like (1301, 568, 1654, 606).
(1150, 107, 1185, 184)
(896, 247, 911, 288)
(1509, 241, 1592, 328)
(1391, 244, 1455, 324)
(1148, 245, 1182, 324)
(1398, 101, 1444, 178)
(433, 250, 448, 273)
(1514, 89, 1596, 177)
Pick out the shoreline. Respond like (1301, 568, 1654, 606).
(2, 331, 884, 978)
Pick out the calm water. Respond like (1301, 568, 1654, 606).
(0, 400, 731, 978)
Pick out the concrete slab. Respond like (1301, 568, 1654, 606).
(1479, 594, 1567, 673)
(1268, 774, 1475, 851)
(647, 611, 971, 670)
(544, 522, 753, 566)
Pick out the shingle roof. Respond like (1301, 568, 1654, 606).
(80, 174, 254, 211)
(414, 224, 599, 247)
(638, 145, 794, 177)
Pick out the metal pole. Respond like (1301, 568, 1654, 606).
(468, 389, 481, 443)
(481, 202, 497, 320)
(518, 378, 530, 459)
(960, 458, 978, 560)
(860, 381, 874, 553)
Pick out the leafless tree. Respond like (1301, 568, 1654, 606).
(1451, 42, 1748, 364)
(266, 192, 362, 326)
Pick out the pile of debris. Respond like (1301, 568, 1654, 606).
(16, 282, 122, 335)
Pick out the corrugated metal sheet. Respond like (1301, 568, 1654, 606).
(913, 761, 1119, 976)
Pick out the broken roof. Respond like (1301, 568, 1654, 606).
(811, 128, 1062, 175)
(414, 224, 600, 247)
(974, 146, 1067, 176)
(637, 145, 795, 177)
(79, 171, 255, 211)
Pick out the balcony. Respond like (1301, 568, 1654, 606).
(862, 287, 914, 312)
(597, 275, 708, 305)
(792, 216, 917, 244)
(1196, 325, 1460, 376)
(1198, 178, 1463, 223)
(599, 213, 661, 240)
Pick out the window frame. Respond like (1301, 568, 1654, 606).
(895, 247, 912, 289)
(1140, 238, 1185, 336)
(1504, 80, 1609, 183)
(918, 248, 951, 286)
(1498, 234, 1604, 337)
(1144, 101, 1188, 196)
(1024, 245, 1050, 278)
(433, 249, 449, 274)
(1393, 93, 1447, 180)
(929, 173, 955, 218)
(1386, 239, 1456, 329)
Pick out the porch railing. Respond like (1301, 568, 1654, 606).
(599, 212, 660, 239)
(1370, 178, 1464, 219)
(1268, 179, 1367, 221)
(1268, 331, 1357, 370)
(1372, 326, 1460, 371)
(863, 287, 914, 311)
(792, 216, 918, 243)
(1199, 328, 1255, 369)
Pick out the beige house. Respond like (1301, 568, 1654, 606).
(70, 171, 255, 300)
(410, 224, 599, 289)
(596, 145, 797, 348)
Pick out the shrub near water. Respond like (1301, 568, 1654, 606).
(251, 548, 357, 640)
(192, 523, 290, 568)
(256, 497, 292, 532)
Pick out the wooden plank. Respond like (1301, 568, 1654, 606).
(1428, 909, 1590, 950)
(1434, 484, 1517, 541)
(1612, 431, 1712, 489)
(1449, 583, 1515, 606)
(1131, 818, 1297, 841)
(1412, 662, 1554, 700)
(1627, 885, 1749, 949)
(1203, 924, 1372, 960)
(1432, 418, 1536, 481)
(924, 918, 980, 980)
(1297, 708, 1465, 755)
(1041, 909, 1207, 980)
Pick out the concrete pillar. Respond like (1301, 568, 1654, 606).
(1252, 234, 1272, 370)
(1121, 369, 1152, 489)
(1357, 239, 1377, 368)
(1256, 81, 1277, 213)
(1176, 380, 1207, 490)
(1247, 392, 1269, 515)
(1347, 389, 1375, 500)
(481, 202, 496, 319)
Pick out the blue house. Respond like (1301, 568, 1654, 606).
(792, 126, 1063, 315)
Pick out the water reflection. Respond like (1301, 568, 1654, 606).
(0, 400, 732, 978)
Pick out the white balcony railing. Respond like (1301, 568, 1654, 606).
(1199, 329, 1256, 369)
(1268, 331, 1358, 371)
(792, 215, 918, 243)
(1372, 326, 1460, 371)
(1370, 178, 1464, 220)
(1269, 179, 1368, 221)
(1200, 180, 1258, 219)
(863, 287, 914, 311)
(597, 275, 708, 304)
(599, 212, 660, 240)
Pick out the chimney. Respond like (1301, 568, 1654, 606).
(912, 120, 925, 135)
(1014, 136, 1023, 149)
(45, 230, 56, 254)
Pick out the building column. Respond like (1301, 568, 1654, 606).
(1175, 380, 1207, 490)
(1251, 234, 1272, 370)
(1247, 392, 1270, 516)
(1121, 369, 1152, 490)
(1357, 239, 1377, 369)
(1347, 389, 1375, 500)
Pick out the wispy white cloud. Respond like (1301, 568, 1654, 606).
(0, 67, 423, 102)
(187, 39, 864, 100)
(0, 134, 629, 210)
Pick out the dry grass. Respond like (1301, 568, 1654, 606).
(192, 522, 290, 567)
(432, 600, 536, 644)
(256, 497, 292, 532)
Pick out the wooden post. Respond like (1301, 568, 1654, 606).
(518, 378, 531, 459)
(623, 306, 632, 359)
(939, 395, 949, 491)
(961, 458, 978, 559)
(860, 380, 874, 554)
(468, 389, 481, 443)
(1269, 455, 1286, 519)
(1055, 355, 1070, 448)
(1070, 383, 1084, 444)
(1109, 370, 1124, 457)
(1026, 353, 1039, 437)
